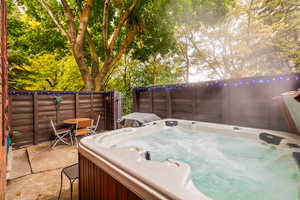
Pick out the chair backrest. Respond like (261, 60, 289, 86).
(94, 114, 101, 130)
(76, 119, 92, 129)
(50, 120, 58, 135)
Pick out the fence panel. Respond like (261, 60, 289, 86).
(133, 73, 300, 134)
(9, 91, 121, 147)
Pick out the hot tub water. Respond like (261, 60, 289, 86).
(114, 127, 300, 200)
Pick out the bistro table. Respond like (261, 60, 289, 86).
(63, 118, 91, 125)
(63, 118, 92, 145)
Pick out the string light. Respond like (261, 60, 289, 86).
(9, 90, 110, 96)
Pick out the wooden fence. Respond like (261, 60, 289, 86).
(9, 91, 122, 147)
(133, 73, 300, 134)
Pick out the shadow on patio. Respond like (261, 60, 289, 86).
(7, 142, 78, 200)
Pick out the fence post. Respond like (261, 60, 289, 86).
(166, 89, 172, 118)
(55, 98, 59, 124)
(113, 92, 117, 129)
(75, 93, 79, 118)
(90, 93, 94, 118)
(132, 89, 138, 112)
(113, 91, 122, 129)
(118, 92, 122, 126)
(110, 92, 113, 129)
(149, 89, 153, 113)
(103, 93, 107, 130)
(33, 92, 39, 145)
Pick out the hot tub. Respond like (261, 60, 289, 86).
(79, 119, 300, 200)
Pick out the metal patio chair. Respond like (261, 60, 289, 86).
(50, 120, 73, 149)
(74, 119, 93, 145)
(87, 114, 101, 134)
(58, 163, 78, 200)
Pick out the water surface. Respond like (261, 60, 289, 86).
(115, 127, 300, 200)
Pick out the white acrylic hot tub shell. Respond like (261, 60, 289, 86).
(79, 119, 300, 200)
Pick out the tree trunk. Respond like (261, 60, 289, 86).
(72, 47, 94, 91)
(94, 60, 112, 91)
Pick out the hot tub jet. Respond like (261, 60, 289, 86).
(145, 151, 151, 160)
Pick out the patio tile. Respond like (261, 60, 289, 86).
(27, 142, 78, 173)
(7, 149, 31, 180)
(7, 169, 78, 200)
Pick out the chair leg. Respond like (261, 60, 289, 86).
(57, 133, 71, 145)
(70, 181, 73, 200)
(91, 129, 95, 135)
(75, 136, 78, 147)
(70, 133, 73, 146)
(48, 138, 55, 151)
(50, 138, 59, 150)
(58, 171, 63, 200)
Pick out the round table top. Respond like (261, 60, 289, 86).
(63, 118, 91, 124)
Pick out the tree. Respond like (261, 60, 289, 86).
(19, 0, 177, 91)
(8, 0, 68, 90)
(174, 0, 299, 81)
(106, 53, 184, 114)
(258, 0, 300, 70)
(171, 0, 236, 82)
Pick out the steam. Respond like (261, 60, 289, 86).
(172, 0, 299, 83)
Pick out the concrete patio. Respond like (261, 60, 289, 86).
(6, 142, 79, 200)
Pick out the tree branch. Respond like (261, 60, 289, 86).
(75, 0, 94, 48)
(102, 0, 111, 55)
(45, 78, 57, 88)
(110, 28, 137, 67)
(38, 0, 70, 40)
(86, 30, 100, 78)
(61, 0, 77, 42)
(95, 28, 137, 91)
(108, 0, 138, 52)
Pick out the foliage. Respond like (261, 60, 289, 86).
(258, 0, 300, 70)
(12, 53, 83, 91)
(8, 1, 67, 63)
(15, 0, 181, 91)
(106, 54, 185, 114)
(174, 0, 300, 81)
(8, 0, 69, 90)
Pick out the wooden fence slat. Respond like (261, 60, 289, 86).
(166, 89, 172, 118)
(55, 97, 60, 124)
(132, 90, 138, 112)
(75, 93, 79, 118)
(149, 90, 153, 113)
(90, 94, 94, 118)
(192, 86, 197, 115)
(104, 93, 107, 130)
